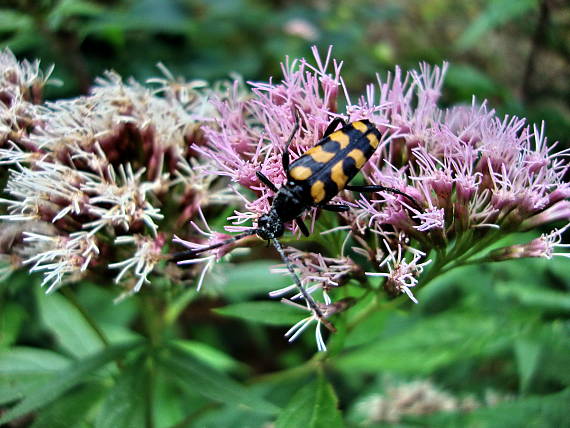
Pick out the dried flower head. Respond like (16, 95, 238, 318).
(0, 50, 230, 294)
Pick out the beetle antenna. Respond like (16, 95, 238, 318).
(271, 238, 337, 333)
(171, 229, 258, 262)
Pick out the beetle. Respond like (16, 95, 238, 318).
(174, 114, 420, 332)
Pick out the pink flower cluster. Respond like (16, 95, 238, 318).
(182, 47, 569, 347)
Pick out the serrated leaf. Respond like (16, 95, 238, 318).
(276, 373, 344, 428)
(214, 301, 303, 326)
(95, 357, 146, 428)
(160, 343, 279, 414)
(0, 341, 140, 425)
(36, 289, 105, 358)
(31, 383, 105, 428)
(0, 348, 70, 405)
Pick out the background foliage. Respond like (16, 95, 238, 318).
(1, 0, 569, 427)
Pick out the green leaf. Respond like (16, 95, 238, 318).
(515, 338, 542, 393)
(214, 301, 303, 326)
(95, 357, 147, 428)
(344, 306, 395, 348)
(456, 0, 538, 50)
(152, 372, 186, 428)
(36, 289, 104, 358)
(160, 343, 279, 414)
(496, 282, 570, 313)
(0, 9, 33, 32)
(220, 261, 291, 300)
(47, 0, 104, 30)
(31, 384, 105, 428)
(548, 256, 570, 285)
(0, 347, 69, 372)
(0, 341, 140, 425)
(276, 373, 344, 428)
(192, 403, 272, 428)
(445, 64, 502, 100)
(419, 388, 570, 428)
(525, 322, 570, 387)
(336, 312, 511, 375)
(80, 0, 188, 37)
(172, 340, 247, 373)
(0, 348, 70, 405)
(77, 284, 138, 327)
(0, 302, 26, 347)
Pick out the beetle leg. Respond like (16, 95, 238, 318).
(321, 204, 350, 212)
(282, 113, 300, 172)
(272, 238, 337, 333)
(346, 184, 422, 212)
(295, 218, 310, 236)
(256, 171, 278, 192)
(322, 117, 347, 138)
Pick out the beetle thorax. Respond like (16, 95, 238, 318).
(271, 183, 308, 223)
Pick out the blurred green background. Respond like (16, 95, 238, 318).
(1, 1, 569, 427)
(2, 0, 569, 144)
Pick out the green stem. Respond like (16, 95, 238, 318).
(140, 293, 162, 348)
(144, 354, 156, 428)
(346, 291, 412, 331)
(453, 231, 501, 266)
(139, 293, 164, 428)
(346, 293, 378, 331)
(61, 287, 110, 347)
(164, 287, 198, 325)
(418, 249, 447, 289)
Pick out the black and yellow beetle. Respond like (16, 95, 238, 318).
(174, 114, 420, 332)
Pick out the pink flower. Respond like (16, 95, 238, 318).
(109, 233, 166, 296)
(270, 248, 359, 299)
(176, 48, 569, 349)
(173, 208, 256, 290)
(283, 298, 354, 352)
(490, 225, 570, 261)
(366, 239, 432, 304)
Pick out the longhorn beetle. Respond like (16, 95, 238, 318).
(174, 114, 421, 333)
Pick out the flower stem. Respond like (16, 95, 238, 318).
(165, 287, 199, 325)
(144, 355, 156, 428)
(140, 293, 162, 348)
